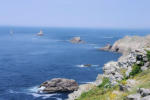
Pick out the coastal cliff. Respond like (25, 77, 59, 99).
(100, 35, 150, 54)
(68, 35, 150, 100)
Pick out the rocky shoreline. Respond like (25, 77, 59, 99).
(67, 35, 150, 100)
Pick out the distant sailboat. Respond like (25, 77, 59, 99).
(37, 30, 44, 36)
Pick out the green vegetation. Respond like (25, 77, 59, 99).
(120, 68, 127, 78)
(76, 69, 150, 100)
(146, 50, 150, 61)
(98, 77, 111, 88)
(129, 64, 142, 77)
(76, 51, 150, 100)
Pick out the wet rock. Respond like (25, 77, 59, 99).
(39, 78, 78, 93)
(83, 64, 91, 67)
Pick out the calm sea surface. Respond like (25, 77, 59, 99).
(0, 27, 150, 100)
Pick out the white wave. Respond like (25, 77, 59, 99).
(27, 86, 39, 93)
(102, 37, 113, 39)
(31, 93, 59, 99)
(92, 65, 99, 67)
(8, 86, 61, 99)
(80, 81, 94, 84)
(76, 64, 99, 67)
(27, 86, 61, 99)
(76, 64, 85, 67)
(8, 89, 19, 94)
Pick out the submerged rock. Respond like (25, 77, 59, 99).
(38, 78, 78, 93)
(69, 37, 84, 44)
(100, 44, 112, 51)
(83, 64, 91, 67)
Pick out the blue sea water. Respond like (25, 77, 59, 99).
(0, 26, 150, 100)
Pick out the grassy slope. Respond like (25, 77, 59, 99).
(76, 69, 150, 100)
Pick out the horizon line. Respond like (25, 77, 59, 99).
(0, 25, 150, 30)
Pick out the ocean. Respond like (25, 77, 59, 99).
(0, 26, 150, 100)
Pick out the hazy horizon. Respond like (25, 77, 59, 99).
(0, 0, 150, 29)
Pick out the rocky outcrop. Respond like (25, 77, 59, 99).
(69, 37, 85, 44)
(67, 74, 103, 100)
(127, 88, 150, 100)
(100, 44, 112, 51)
(38, 78, 78, 93)
(103, 48, 150, 86)
(100, 35, 150, 54)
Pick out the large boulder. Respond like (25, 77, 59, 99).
(69, 37, 84, 44)
(38, 78, 78, 93)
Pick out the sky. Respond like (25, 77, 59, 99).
(0, 0, 150, 29)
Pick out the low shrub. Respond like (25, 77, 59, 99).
(129, 64, 142, 76)
(146, 50, 150, 61)
(98, 77, 111, 88)
(120, 79, 127, 85)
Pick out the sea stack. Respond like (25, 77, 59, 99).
(69, 37, 85, 44)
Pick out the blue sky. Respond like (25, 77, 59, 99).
(0, 0, 150, 29)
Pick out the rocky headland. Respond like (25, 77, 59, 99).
(100, 35, 150, 54)
(68, 35, 150, 100)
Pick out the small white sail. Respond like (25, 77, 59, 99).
(37, 30, 44, 36)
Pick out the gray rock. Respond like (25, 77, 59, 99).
(143, 56, 148, 62)
(100, 44, 112, 51)
(69, 37, 84, 44)
(138, 88, 150, 97)
(136, 61, 141, 65)
(141, 96, 150, 100)
(38, 78, 78, 93)
(126, 66, 132, 77)
(144, 62, 150, 68)
(141, 66, 148, 71)
(119, 84, 130, 92)
(94, 74, 103, 86)
(127, 93, 141, 100)
(111, 35, 150, 54)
